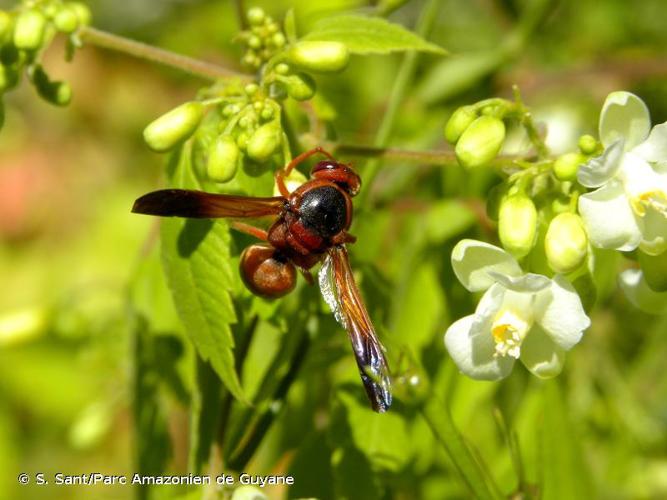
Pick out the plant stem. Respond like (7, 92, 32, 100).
(334, 143, 520, 168)
(421, 398, 504, 500)
(512, 85, 549, 159)
(357, 0, 441, 207)
(79, 27, 251, 81)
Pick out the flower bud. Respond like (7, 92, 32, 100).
(13, 9, 47, 51)
(69, 2, 92, 26)
(54, 6, 79, 34)
(498, 194, 537, 258)
(283, 72, 316, 101)
(247, 122, 281, 162)
(444, 105, 477, 144)
(553, 152, 584, 182)
(638, 250, 667, 292)
(143, 101, 204, 153)
(287, 41, 350, 73)
(207, 135, 239, 183)
(247, 7, 266, 27)
(275, 63, 290, 75)
(545, 213, 588, 274)
(231, 485, 267, 500)
(578, 134, 598, 155)
(455, 116, 505, 169)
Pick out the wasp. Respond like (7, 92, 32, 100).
(132, 148, 391, 412)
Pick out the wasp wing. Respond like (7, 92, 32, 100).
(318, 245, 392, 413)
(132, 189, 286, 218)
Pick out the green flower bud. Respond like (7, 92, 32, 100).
(444, 105, 477, 144)
(498, 194, 537, 258)
(553, 152, 584, 182)
(260, 106, 274, 121)
(143, 101, 204, 153)
(545, 213, 588, 274)
(287, 41, 350, 73)
(275, 63, 290, 75)
(247, 7, 265, 27)
(455, 116, 505, 169)
(31, 66, 72, 106)
(0, 11, 12, 40)
(236, 131, 250, 150)
(271, 32, 286, 48)
(247, 121, 281, 162)
(244, 83, 259, 95)
(54, 6, 79, 34)
(13, 9, 47, 51)
(578, 134, 598, 155)
(207, 135, 239, 183)
(69, 2, 92, 26)
(248, 34, 262, 49)
(638, 250, 667, 292)
(283, 72, 316, 101)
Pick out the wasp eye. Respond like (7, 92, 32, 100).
(311, 160, 340, 174)
(311, 161, 361, 196)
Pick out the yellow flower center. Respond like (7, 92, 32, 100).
(491, 309, 532, 359)
(634, 190, 667, 217)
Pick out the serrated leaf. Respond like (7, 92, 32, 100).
(303, 15, 446, 55)
(161, 144, 247, 404)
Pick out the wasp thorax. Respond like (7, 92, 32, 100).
(240, 245, 296, 299)
(298, 186, 348, 238)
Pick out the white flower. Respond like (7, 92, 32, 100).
(619, 269, 667, 315)
(444, 240, 590, 380)
(577, 91, 667, 256)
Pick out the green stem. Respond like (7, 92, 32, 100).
(335, 143, 520, 168)
(512, 85, 549, 159)
(357, 0, 441, 207)
(421, 398, 503, 500)
(79, 27, 251, 81)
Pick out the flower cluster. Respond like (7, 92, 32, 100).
(141, 7, 350, 190)
(443, 91, 667, 382)
(0, 1, 91, 116)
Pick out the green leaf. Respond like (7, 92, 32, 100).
(303, 15, 446, 55)
(161, 144, 247, 403)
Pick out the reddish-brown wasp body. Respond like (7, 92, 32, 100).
(132, 148, 392, 412)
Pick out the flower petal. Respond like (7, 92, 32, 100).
(619, 269, 667, 314)
(520, 324, 566, 378)
(577, 138, 624, 188)
(488, 271, 551, 293)
(599, 91, 651, 149)
(534, 275, 590, 350)
(639, 206, 667, 256)
(578, 180, 643, 251)
(444, 315, 515, 381)
(633, 122, 667, 163)
(451, 239, 522, 292)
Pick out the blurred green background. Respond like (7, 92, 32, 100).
(1, 0, 667, 498)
